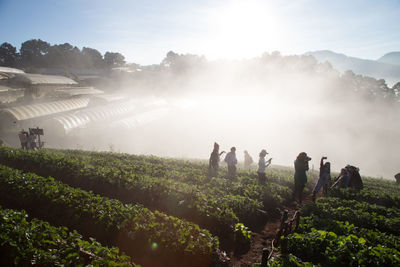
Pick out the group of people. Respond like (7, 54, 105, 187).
(18, 129, 38, 150)
(293, 152, 363, 205)
(209, 143, 364, 206)
(208, 142, 273, 182)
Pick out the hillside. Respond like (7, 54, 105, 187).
(378, 52, 400, 66)
(306, 50, 400, 85)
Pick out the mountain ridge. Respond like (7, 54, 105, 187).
(378, 51, 400, 66)
(305, 50, 400, 85)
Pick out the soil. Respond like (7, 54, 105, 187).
(229, 195, 314, 266)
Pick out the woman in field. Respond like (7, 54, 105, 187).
(293, 152, 311, 205)
(257, 149, 272, 184)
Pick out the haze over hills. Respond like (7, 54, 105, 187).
(378, 52, 400, 66)
(306, 50, 400, 86)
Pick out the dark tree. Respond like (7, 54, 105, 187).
(20, 39, 50, 67)
(82, 47, 104, 68)
(161, 51, 205, 72)
(161, 51, 179, 67)
(0, 42, 19, 67)
(104, 52, 125, 67)
(392, 82, 400, 96)
(45, 43, 85, 68)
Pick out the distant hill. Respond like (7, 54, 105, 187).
(305, 50, 400, 85)
(378, 52, 400, 66)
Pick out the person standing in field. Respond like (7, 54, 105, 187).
(332, 167, 351, 189)
(257, 149, 272, 184)
(224, 147, 238, 179)
(208, 142, 225, 177)
(243, 150, 253, 169)
(28, 131, 37, 150)
(395, 173, 400, 184)
(311, 156, 331, 201)
(18, 130, 28, 150)
(346, 165, 363, 190)
(293, 152, 311, 205)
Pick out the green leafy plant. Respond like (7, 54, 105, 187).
(0, 206, 136, 266)
(234, 222, 251, 246)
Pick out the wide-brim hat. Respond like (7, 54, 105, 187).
(260, 149, 268, 155)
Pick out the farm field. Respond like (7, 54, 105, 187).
(0, 146, 399, 266)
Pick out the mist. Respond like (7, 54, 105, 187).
(6, 53, 399, 179)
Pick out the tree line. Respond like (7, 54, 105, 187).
(148, 50, 400, 103)
(1, 39, 399, 103)
(0, 39, 125, 70)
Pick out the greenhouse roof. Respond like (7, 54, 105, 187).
(1, 97, 89, 121)
(13, 73, 78, 85)
(0, 66, 25, 74)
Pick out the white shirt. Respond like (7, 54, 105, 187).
(257, 157, 271, 173)
(224, 152, 237, 166)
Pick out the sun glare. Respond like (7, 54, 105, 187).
(208, 0, 280, 59)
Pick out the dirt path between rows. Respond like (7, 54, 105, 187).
(230, 195, 314, 266)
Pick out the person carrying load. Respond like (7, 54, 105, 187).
(331, 168, 350, 189)
(347, 165, 363, 190)
(332, 165, 363, 190)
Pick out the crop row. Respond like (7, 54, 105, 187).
(266, 254, 313, 266)
(298, 215, 400, 251)
(47, 148, 300, 188)
(0, 147, 241, 231)
(301, 198, 400, 235)
(0, 147, 292, 233)
(47, 148, 296, 202)
(286, 229, 400, 266)
(48, 148, 209, 182)
(313, 197, 400, 219)
(279, 194, 400, 266)
(0, 206, 135, 266)
(48, 148, 296, 201)
(329, 187, 400, 209)
(0, 164, 218, 266)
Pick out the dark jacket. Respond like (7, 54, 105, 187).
(294, 159, 309, 186)
(209, 150, 219, 167)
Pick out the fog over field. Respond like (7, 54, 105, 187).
(40, 56, 399, 179)
(2, 1, 399, 180)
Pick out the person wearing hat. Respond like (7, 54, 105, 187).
(257, 149, 272, 184)
(224, 147, 238, 179)
(208, 142, 225, 178)
(293, 152, 311, 205)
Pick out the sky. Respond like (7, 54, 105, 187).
(0, 0, 399, 65)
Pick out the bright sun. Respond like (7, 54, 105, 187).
(207, 0, 281, 59)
